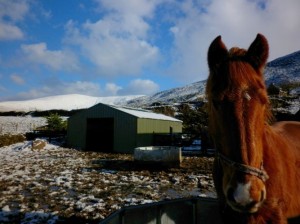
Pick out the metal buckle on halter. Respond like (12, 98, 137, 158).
(216, 152, 269, 182)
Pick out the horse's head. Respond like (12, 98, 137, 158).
(206, 34, 270, 213)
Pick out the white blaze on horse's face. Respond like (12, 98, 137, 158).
(233, 182, 252, 206)
(244, 92, 252, 101)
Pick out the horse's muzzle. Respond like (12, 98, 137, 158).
(226, 182, 266, 213)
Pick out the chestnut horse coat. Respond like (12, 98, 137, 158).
(206, 34, 300, 224)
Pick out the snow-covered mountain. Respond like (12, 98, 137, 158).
(0, 50, 299, 113)
(128, 50, 300, 107)
(0, 94, 142, 112)
(126, 80, 207, 107)
(132, 51, 300, 105)
(265, 50, 300, 85)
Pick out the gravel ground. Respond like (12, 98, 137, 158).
(0, 140, 215, 223)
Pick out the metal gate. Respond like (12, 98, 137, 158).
(100, 197, 223, 224)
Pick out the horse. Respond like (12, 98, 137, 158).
(206, 33, 300, 224)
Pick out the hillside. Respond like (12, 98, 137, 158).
(0, 50, 299, 113)
(0, 94, 142, 113)
(265, 51, 300, 85)
(126, 80, 206, 107)
(128, 50, 300, 107)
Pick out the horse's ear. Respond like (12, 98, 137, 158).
(247, 33, 269, 71)
(208, 36, 228, 70)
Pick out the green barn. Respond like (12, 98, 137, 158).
(67, 103, 182, 153)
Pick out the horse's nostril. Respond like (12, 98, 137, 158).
(227, 187, 235, 203)
(260, 189, 265, 202)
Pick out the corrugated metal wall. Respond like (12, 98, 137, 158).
(136, 119, 182, 147)
(67, 103, 138, 153)
(67, 111, 87, 149)
(137, 119, 182, 133)
(67, 103, 182, 153)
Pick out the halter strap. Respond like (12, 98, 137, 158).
(216, 152, 269, 182)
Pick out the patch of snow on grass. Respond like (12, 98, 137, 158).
(0, 116, 46, 134)
(0, 136, 215, 223)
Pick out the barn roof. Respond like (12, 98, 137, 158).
(107, 104, 182, 122)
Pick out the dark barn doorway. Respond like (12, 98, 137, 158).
(86, 118, 114, 152)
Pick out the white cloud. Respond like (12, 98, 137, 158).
(119, 79, 159, 95)
(0, 22, 24, 40)
(98, 0, 159, 17)
(16, 81, 102, 100)
(167, 0, 300, 82)
(21, 42, 79, 71)
(97, 0, 161, 38)
(0, 0, 30, 40)
(2, 0, 300, 101)
(64, 0, 161, 77)
(10, 74, 25, 85)
(104, 83, 122, 96)
(60, 81, 101, 95)
(12, 78, 159, 100)
(0, 0, 30, 22)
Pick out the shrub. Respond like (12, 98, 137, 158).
(45, 113, 67, 132)
(176, 103, 209, 137)
(152, 106, 175, 117)
(267, 83, 280, 95)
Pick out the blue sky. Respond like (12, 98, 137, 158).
(0, 0, 299, 101)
